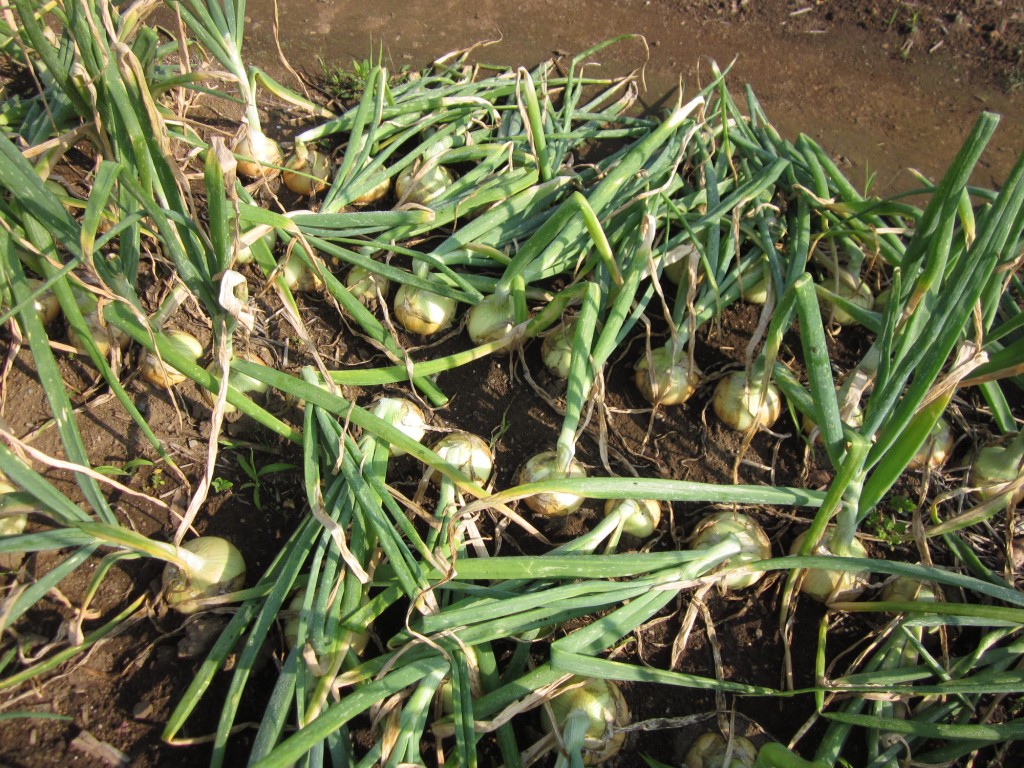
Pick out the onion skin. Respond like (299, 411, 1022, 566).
(603, 498, 661, 539)
(393, 284, 456, 336)
(690, 511, 771, 590)
(140, 330, 203, 389)
(634, 346, 699, 406)
(371, 397, 427, 457)
(712, 371, 782, 432)
(684, 732, 758, 768)
(518, 451, 587, 518)
(162, 536, 246, 614)
(542, 677, 630, 766)
(790, 528, 870, 603)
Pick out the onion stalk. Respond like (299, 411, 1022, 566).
(161, 536, 246, 614)
(689, 511, 771, 590)
(518, 450, 587, 518)
(541, 677, 629, 766)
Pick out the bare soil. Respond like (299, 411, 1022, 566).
(1, 1, 1022, 767)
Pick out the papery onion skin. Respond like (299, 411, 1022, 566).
(518, 450, 587, 518)
(466, 294, 516, 345)
(712, 371, 782, 432)
(690, 511, 771, 590)
(790, 528, 870, 603)
(684, 732, 758, 768)
(394, 284, 456, 336)
(430, 432, 493, 486)
(603, 498, 661, 539)
(907, 417, 954, 471)
(371, 397, 427, 457)
(542, 677, 630, 766)
(634, 346, 700, 406)
(140, 330, 203, 389)
(162, 536, 246, 614)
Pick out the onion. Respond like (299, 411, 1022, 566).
(603, 498, 661, 539)
(907, 416, 954, 471)
(634, 346, 700, 406)
(282, 253, 323, 293)
(352, 176, 391, 205)
(202, 351, 270, 414)
(232, 129, 282, 180)
(282, 142, 331, 196)
(370, 397, 427, 456)
(820, 269, 873, 326)
(25, 279, 61, 325)
(430, 432, 493, 485)
(712, 371, 782, 432)
(162, 536, 246, 614)
(466, 294, 516, 344)
(0, 481, 30, 537)
(234, 226, 278, 266)
(541, 322, 575, 380)
(789, 527, 870, 603)
(67, 304, 130, 359)
(345, 265, 390, 306)
(969, 431, 1024, 510)
(140, 330, 203, 389)
(395, 161, 453, 206)
(393, 283, 456, 336)
(541, 677, 630, 766)
(739, 270, 770, 305)
(684, 732, 758, 768)
(518, 450, 587, 518)
(689, 511, 771, 590)
(283, 588, 370, 655)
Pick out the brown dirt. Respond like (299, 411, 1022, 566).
(1, 1, 1022, 767)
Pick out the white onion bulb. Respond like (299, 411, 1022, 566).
(969, 432, 1024, 509)
(541, 322, 575, 380)
(282, 255, 323, 293)
(713, 371, 782, 432)
(821, 270, 873, 326)
(140, 330, 203, 389)
(67, 308, 130, 359)
(634, 346, 700, 406)
(0, 481, 30, 537)
(395, 162, 453, 206)
(603, 498, 661, 539)
(541, 677, 630, 766)
(283, 588, 370, 655)
(394, 283, 456, 336)
(232, 130, 282, 180)
(466, 294, 516, 345)
(790, 527, 870, 603)
(345, 265, 390, 305)
(202, 351, 270, 414)
(282, 143, 331, 196)
(907, 417, 954, 471)
(690, 511, 771, 590)
(371, 397, 427, 457)
(684, 732, 758, 768)
(518, 450, 587, 518)
(162, 536, 246, 614)
(430, 432, 493, 485)
(25, 279, 61, 325)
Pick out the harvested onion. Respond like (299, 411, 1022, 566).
(541, 677, 629, 766)
(790, 527, 870, 603)
(603, 498, 661, 539)
(140, 330, 203, 389)
(713, 371, 782, 432)
(690, 511, 771, 590)
(162, 536, 246, 614)
(394, 283, 456, 336)
(518, 450, 587, 518)
(634, 346, 700, 406)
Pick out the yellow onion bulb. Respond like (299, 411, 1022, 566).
(541, 322, 575, 380)
(282, 144, 331, 196)
(140, 330, 203, 389)
(518, 451, 587, 518)
(634, 346, 700, 406)
(790, 528, 870, 603)
(370, 397, 427, 457)
(25, 279, 61, 325)
(603, 498, 661, 539)
(67, 308, 130, 359)
(821, 270, 873, 326)
(684, 733, 758, 768)
(202, 351, 270, 414)
(713, 371, 782, 432)
(395, 162, 453, 206)
(466, 294, 516, 345)
(430, 432, 493, 486)
(0, 481, 30, 537)
(282, 256, 323, 293)
(541, 677, 630, 766)
(690, 511, 771, 590)
(907, 417, 955, 471)
(969, 433, 1024, 510)
(352, 176, 391, 205)
(162, 536, 246, 614)
(232, 129, 282, 180)
(345, 265, 390, 305)
(235, 226, 278, 266)
(394, 283, 456, 336)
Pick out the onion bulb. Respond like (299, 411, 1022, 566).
(162, 536, 246, 614)
(518, 450, 587, 518)
(969, 431, 1024, 510)
(67, 302, 130, 359)
(140, 330, 203, 389)
(684, 732, 758, 768)
(393, 283, 456, 336)
(430, 432, 493, 486)
(739, 269, 770, 305)
(352, 176, 391, 205)
(202, 351, 270, 414)
(790, 527, 870, 603)
(907, 417, 954, 471)
(395, 161, 453, 206)
(0, 481, 30, 537)
(713, 371, 782, 432)
(370, 397, 427, 456)
(603, 498, 661, 539)
(689, 512, 771, 590)
(345, 265, 390, 305)
(25, 279, 61, 325)
(634, 346, 700, 406)
(541, 677, 630, 766)
(820, 270, 873, 326)
(234, 226, 278, 266)
(232, 129, 282, 180)
(541, 322, 575, 380)
(282, 142, 331, 196)
(282, 254, 323, 293)
(466, 294, 516, 345)
(283, 588, 370, 655)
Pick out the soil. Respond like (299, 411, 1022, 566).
(1, 1, 1022, 767)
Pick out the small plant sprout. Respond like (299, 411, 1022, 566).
(541, 677, 630, 766)
(634, 345, 700, 406)
(161, 536, 246, 614)
(518, 450, 588, 518)
(683, 732, 758, 768)
(969, 430, 1024, 510)
(370, 397, 427, 456)
(906, 416, 954, 471)
(393, 282, 457, 336)
(282, 141, 331, 196)
(140, 330, 203, 389)
(689, 511, 771, 590)
(345, 265, 390, 305)
(789, 526, 871, 603)
(713, 370, 782, 432)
